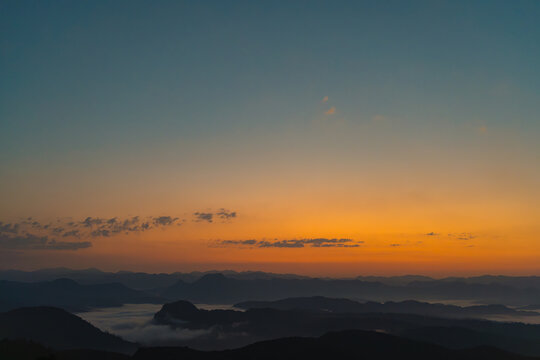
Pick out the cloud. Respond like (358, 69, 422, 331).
(325, 106, 336, 115)
(306, 238, 361, 247)
(322, 96, 329, 103)
(81, 217, 104, 227)
(0, 233, 91, 251)
(194, 212, 214, 223)
(62, 230, 80, 238)
(451, 232, 477, 240)
(389, 243, 401, 247)
(217, 238, 363, 249)
(259, 240, 305, 248)
(193, 209, 238, 223)
(153, 216, 179, 226)
(43, 239, 92, 250)
(77, 304, 210, 345)
(69, 215, 180, 238)
(424, 232, 476, 240)
(220, 239, 257, 245)
(1, 210, 236, 245)
(0, 222, 20, 234)
(113, 323, 210, 344)
(52, 227, 65, 234)
(88, 217, 141, 237)
(91, 229, 111, 237)
(216, 209, 236, 220)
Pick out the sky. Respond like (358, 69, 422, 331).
(1, 0, 539, 276)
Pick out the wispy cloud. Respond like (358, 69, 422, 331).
(322, 96, 329, 103)
(0, 210, 237, 248)
(81, 217, 104, 228)
(325, 106, 336, 115)
(216, 238, 363, 249)
(216, 209, 236, 220)
(84, 216, 152, 238)
(194, 212, 214, 223)
(0, 222, 20, 234)
(449, 232, 477, 240)
(0, 233, 91, 251)
(153, 216, 179, 226)
(425, 232, 476, 240)
(78, 304, 211, 345)
(62, 230, 80, 238)
(194, 209, 237, 223)
(220, 239, 258, 246)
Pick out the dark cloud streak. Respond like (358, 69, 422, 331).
(1, 210, 237, 248)
(194, 212, 214, 223)
(153, 216, 179, 226)
(217, 238, 363, 249)
(194, 209, 237, 223)
(0, 222, 20, 234)
(0, 233, 91, 251)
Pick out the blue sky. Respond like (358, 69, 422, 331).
(2, 1, 539, 158)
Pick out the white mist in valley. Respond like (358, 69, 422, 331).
(77, 303, 242, 345)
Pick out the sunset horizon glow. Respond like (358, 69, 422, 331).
(1, 1, 539, 277)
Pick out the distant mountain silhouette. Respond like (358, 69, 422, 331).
(0, 279, 163, 311)
(0, 268, 311, 290)
(355, 274, 434, 285)
(0, 307, 136, 354)
(157, 273, 540, 305)
(153, 300, 540, 356)
(2, 269, 540, 305)
(436, 275, 540, 289)
(235, 296, 537, 319)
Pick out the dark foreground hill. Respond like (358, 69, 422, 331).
(0, 279, 163, 311)
(154, 300, 540, 356)
(133, 330, 539, 360)
(2, 330, 538, 360)
(0, 339, 130, 360)
(0, 307, 136, 354)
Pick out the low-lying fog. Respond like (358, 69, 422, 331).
(77, 302, 540, 346)
(76, 303, 240, 344)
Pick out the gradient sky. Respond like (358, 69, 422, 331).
(1, 0, 539, 276)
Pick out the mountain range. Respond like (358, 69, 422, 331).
(153, 299, 540, 356)
(2, 270, 540, 310)
(158, 273, 540, 305)
(235, 296, 538, 319)
(2, 303, 540, 359)
(0, 278, 163, 312)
